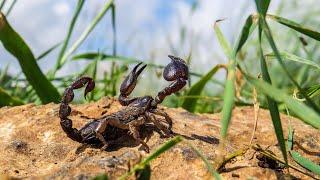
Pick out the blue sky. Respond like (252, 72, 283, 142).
(1, 0, 320, 98)
(2, 0, 316, 80)
(0, 0, 256, 75)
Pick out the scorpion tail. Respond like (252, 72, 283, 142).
(151, 55, 188, 107)
(59, 77, 95, 143)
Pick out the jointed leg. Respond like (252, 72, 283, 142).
(128, 117, 149, 152)
(150, 109, 173, 131)
(146, 112, 172, 137)
(96, 132, 109, 150)
(94, 117, 128, 150)
(94, 118, 110, 150)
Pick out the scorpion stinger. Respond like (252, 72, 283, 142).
(151, 55, 189, 107)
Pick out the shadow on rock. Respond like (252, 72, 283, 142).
(75, 124, 168, 154)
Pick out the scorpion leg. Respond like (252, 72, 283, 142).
(128, 117, 150, 153)
(95, 117, 129, 150)
(94, 118, 109, 150)
(151, 55, 188, 107)
(149, 109, 173, 131)
(96, 133, 109, 150)
(59, 77, 95, 143)
(146, 112, 173, 137)
(119, 62, 147, 106)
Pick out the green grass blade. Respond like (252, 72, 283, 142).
(301, 84, 320, 98)
(36, 42, 62, 61)
(58, 0, 114, 69)
(73, 52, 141, 64)
(287, 122, 293, 151)
(267, 14, 320, 41)
(5, 0, 16, 16)
(0, 12, 60, 103)
(55, 0, 85, 72)
(297, 43, 315, 85)
(119, 136, 183, 180)
(215, 21, 233, 59)
(185, 141, 222, 179)
(261, 16, 320, 112)
(0, 0, 6, 10)
(247, 76, 320, 129)
(288, 128, 320, 176)
(234, 14, 257, 54)
(255, 2, 288, 164)
(0, 87, 24, 106)
(93, 174, 109, 180)
(265, 51, 320, 70)
(73, 52, 224, 85)
(73, 53, 168, 70)
(142, 136, 182, 164)
(290, 151, 320, 175)
(181, 64, 222, 112)
(88, 53, 102, 101)
(0, 63, 9, 83)
(253, 145, 317, 179)
(255, 0, 270, 16)
(110, 3, 117, 96)
(214, 21, 236, 140)
(111, 3, 116, 56)
(135, 164, 151, 180)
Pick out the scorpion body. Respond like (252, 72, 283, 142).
(59, 55, 189, 152)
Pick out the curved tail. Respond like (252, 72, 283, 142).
(151, 55, 188, 107)
(59, 77, 95, 143)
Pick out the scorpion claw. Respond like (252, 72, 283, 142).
(119, 63, 147, 106)
(120, 62, 147, 95)
(134, 63, 147, 78)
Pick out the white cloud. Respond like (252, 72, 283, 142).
(53, 1, 71, 16)
(1, 0, 319, 85)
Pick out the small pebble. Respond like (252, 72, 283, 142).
(232, 173, 240, 178)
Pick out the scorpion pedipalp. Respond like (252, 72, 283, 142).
(119, 62, 147, 106)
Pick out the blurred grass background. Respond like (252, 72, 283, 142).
(1, 0, 320, 177)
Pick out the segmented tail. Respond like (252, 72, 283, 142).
(59, 77, 95, 143)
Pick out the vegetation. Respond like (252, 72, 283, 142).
(0, 0, 319, 178)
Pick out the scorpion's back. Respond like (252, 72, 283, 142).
(110, 106, 146, 124)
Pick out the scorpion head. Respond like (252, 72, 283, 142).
(129, 96, 153, 111)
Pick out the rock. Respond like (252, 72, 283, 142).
(0, 97, 319, 179)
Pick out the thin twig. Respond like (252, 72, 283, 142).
(249, 87, 259, 145)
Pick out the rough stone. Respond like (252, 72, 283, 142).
(0, 97, 319, 179)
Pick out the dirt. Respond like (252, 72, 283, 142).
(0, 97, 319, 179)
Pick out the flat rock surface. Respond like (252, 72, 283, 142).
(0, 97, 319, 179)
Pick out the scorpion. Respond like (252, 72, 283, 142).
(59, 55, 188, 152)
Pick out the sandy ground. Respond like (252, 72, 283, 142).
(0, 97, 319, 179)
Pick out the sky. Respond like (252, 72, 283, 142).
(0, 0, 256, 75)
(1, 0, 318, 85)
